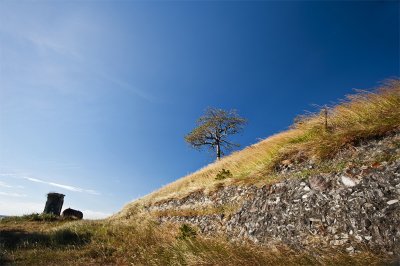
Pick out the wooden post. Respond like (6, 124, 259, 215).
(324, 106, 328, 131)
(216, 142, 221, 160)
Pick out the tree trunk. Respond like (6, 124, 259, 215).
(216, 142, 221, 160)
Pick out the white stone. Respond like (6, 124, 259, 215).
(387, 199, 399, 205)
(331, 239, 347, 246)
(341, 175, 356, 187)
(303, 186, 311, 191)
(354, 235, 363, 242)
(302, 194, 309, 199)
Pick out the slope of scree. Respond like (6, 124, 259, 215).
(115, 79, 400, 217)
(146, 132, 400, 254)
(111, 79, 400, 255)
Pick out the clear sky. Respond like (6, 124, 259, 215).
(0, 1, 398, 219)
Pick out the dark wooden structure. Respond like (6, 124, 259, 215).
(43, 192, 65, 216)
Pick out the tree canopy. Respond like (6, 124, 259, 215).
(185, 108, 247, 160)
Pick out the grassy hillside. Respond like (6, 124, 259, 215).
(2, 80, 399, 265)
(121, 79, 400, 210)
(1, 215, 394, 265)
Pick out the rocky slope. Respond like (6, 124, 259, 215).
(138, 131, 400, 254)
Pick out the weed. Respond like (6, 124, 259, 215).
(177, 224, 197, 240)
(215, 168, 233, 180)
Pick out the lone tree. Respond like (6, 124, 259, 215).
(185, 108, 247, 160)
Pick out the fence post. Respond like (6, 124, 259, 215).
(324, 106, 328, 131)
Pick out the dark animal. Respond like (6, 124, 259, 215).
(62, 208, 83, 220)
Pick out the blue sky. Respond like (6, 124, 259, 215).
(0, 1, 398, 218)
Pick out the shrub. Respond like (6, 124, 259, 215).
(2, 213, 59, 222)
(177, 224, 197, 240)
(215, 169, 233, 180)
(33, 213, 59, 221)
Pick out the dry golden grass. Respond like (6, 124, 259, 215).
(3, 81, 400, 265)
(151, 203, 240, 218)
(1, 218, 396, 265)
(280, 79, 400, 160)
(117, 79, 400, 212)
